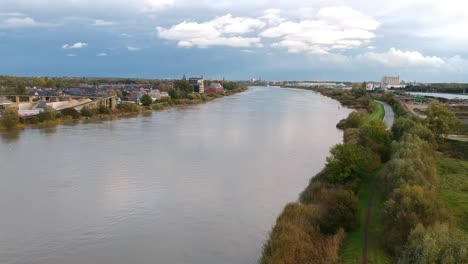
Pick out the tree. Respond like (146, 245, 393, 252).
(359, 120, 393, 161)
(169, 80, 194, 99)
(383, 184, 450, 255)
(45, 79, 56, 88)
(115, 90, 124, 100)
(1, 107, 20, 129)
(351, 83, 366, 97)
(37, 105, 56, 122)
(33, 77, 47, 87)
(392, 117, 417, 141)
(140, 94, 153, 106)
(325, 144, 373, 185)
(426, 103, 460, 139)
(318, 188, 359, 234)
(15, 81, 26, 95)
(399, 223, 468, 264)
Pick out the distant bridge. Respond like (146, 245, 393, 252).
(0, 94, 118, 113)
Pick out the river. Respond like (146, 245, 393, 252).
(408, 91, 468, 100)
(0, 86, 351, 264)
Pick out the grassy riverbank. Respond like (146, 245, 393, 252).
(0, 87, 247, 131)
(264, 86, 468, 263)
(261, 87, 391, 264)
(363, 103, 384, 125)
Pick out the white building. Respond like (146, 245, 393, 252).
(382, 76, 405, 89)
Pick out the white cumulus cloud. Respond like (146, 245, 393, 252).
(62, 42, 88, 49)
(357, 48, 446, 68)
(0, 16, 50, 28)
(261, 6, 379, 54)
(157, 14, 265, 48)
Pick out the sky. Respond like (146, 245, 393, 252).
(0, 0, 467, 82)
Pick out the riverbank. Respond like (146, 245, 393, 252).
(262, 86, 468, 263)
(261, 87, 391, 263)
(0, 87, 247, 131)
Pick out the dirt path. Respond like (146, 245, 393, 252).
(361, 173, 378, 264)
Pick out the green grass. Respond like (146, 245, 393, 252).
(340, 167, 392, 264)
(363, 103, 385, 125)
(437, 157, 468, 233)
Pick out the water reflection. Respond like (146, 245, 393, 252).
(0, 129, 21, 143)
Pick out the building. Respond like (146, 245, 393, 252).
(189, 77, 205, 94)
(205, 82, 224, 94)
(382, 76, 405, 89)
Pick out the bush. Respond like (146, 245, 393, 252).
(337, 112, 362, 129)
(98, 105, 111, 115)
(399, 223, 468, 264)
(80, 106, 97, 117)
(61, 108, 81, 119)
(383, 184, 450, 255)
(317, 188, 359, 234)
(1, 107, 20, 129)
(358, 120, 393, 161)
(260, 203, 345, 264)
(325, 144, 377, 186)
(117, 102, 140, 113)
(37, 105, 56, 122)
(343, 128, 360, 144)
(392, 117, 417, 141)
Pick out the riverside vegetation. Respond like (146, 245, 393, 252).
(261, 85, 468, 264)
(0, 79, 246, 130)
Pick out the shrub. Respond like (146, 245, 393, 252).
(358, 120, 393, 161)
(325, 144, 376, 186)
(399, 223, 468, 264)
(343, 128, 360, 144)
(80, 106, 97, 117)
(337, 112, 362, 129)
(117, 102, 140, 113)
(392, 117, 417, 141)
(37, 105, 56, 122)
(317, 188, 359, 234)
(383, 184, 451, 255)
(260, 203, 345, 264)
(61, 108, 81, 119)
(1, 107, 20, 129)
(98, 105, 111, 115)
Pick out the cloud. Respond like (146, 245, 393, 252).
(66, 53, 77, 57)
(93, 19, 117, 26)
(0, 16, 51, 28)
(157, 14, 265, 48)
(261, 6, 379, 54)
(97, 52, 108, 56)
(143, 0, 175, 12)
(62, 42, 88, 49)
(357, 48, 446, 68)
(127, 46, 142, 51)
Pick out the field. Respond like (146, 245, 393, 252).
(437, 157, 468, 233)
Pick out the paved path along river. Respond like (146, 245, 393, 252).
(0, 86, 352, 264)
